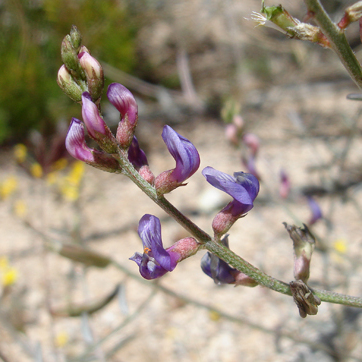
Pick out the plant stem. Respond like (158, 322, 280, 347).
(117, 149, 362, 308)
(304, 0, 362, 88)
(117, 148, 211, 242)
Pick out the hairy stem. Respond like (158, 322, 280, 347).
(304, 0, 362, 88)
(117, 149, 362, 308)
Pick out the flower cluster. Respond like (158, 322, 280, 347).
(59, 26, 261, 286)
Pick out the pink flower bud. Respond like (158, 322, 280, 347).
(78, 52, 104, 101)
(225, 124, 239, 145)
(279, 169, 291, 199)
(232, 114, 244, 129)
(242, 133, 260, 157)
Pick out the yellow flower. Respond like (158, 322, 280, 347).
(0, 176, 18, 199)
(55, 331, 69, 348)
(333, 239, 347, 254)
(2, 268, 18, 286)
(14, 144, 27, 163)
(30, 163, 43, 178)
(209, 310, 221, 321)
(53, 158, 68, 171)
(14, 199, 27, 217)
(46, 171, 58, 185)
(0, 257, 18, 286)
(0, 256, 9, 270)
(69, 161, 85, 184)
(60, 185, 79, 201)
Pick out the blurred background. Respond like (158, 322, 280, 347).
(2, 0, 362, 361)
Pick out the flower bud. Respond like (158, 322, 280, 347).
(284, 223, 315, 283)
(225, 124, 239, 145)
(70, 25, 82, 50)
(61, 35, 85, 80)
(57, 65, 83, 102)
(279, 169, 291, 199)
(78, 52, 104, 102)
(242, 133, 259, 157)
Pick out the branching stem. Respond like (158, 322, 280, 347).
(304, 0, 362, 88)
(116, 147, 362, 309)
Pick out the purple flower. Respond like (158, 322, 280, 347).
(279, 169, 291, 199)
(155, 126, 200, 194)
(107, 83, 138, 148)
(201, 250, 237, 285)
(129, 214, 180, 280)
(201, 236, 258, 286)
(65, 118, 121, 172)
(307, 196, 323, 225)
(202, 167, 259, 217)
(107, 83, 138, 126)
(81, 92, 117, 153)
(81, 92, 107, 138)
(128, 136, 148, 170)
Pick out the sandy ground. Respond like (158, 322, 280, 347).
(2, 79, 362, 362)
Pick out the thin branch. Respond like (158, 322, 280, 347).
(304, 0, 362, 88)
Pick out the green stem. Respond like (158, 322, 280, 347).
(304, 0, 362, 88)
(117, 149, 211, 242)
(117, 149, 362, 308)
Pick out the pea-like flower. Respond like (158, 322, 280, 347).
(201, 249, 236, 284)
(307, 196, 323, 225)
(127, 136, 148, 170)
(81, 92, 117, 154)
(202, 167, 259, 216)
(155, 125, 200, 195)
(202, 167, 260, 236)
(128, 136, 155, 184)
(129, 214, 181, 280)
(201, 235, 257, 286)
(65, 118, 121, 173)
(107, 83, 138, 148)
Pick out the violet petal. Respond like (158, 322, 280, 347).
(162, 125, 200, 183)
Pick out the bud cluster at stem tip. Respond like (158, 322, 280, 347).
(57, 25, 104, 103)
